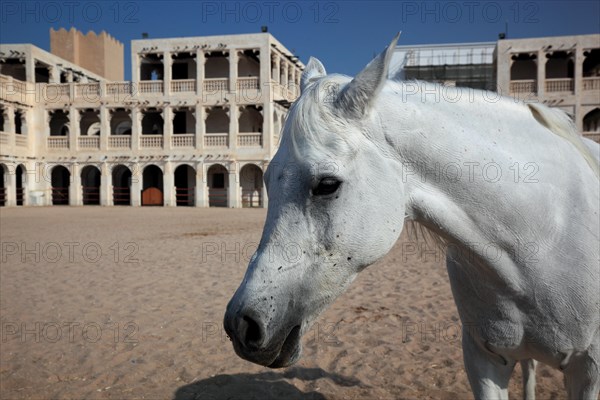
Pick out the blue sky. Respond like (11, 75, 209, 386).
(1, 1, 599, 80)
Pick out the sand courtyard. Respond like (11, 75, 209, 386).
(0, 207, 564, 399)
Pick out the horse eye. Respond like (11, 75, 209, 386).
(312, 178, 342, 196)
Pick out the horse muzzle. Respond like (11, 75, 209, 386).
(223, 305, 303, 368)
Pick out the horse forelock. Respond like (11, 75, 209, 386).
(282, 74, 363, 161)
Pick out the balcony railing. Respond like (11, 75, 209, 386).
(545, 78, 574, 93)
(582, 77, 600, 91)
(171, 79, 196, 93)
(139, 80, 163, 94)
(238, 133, 262, 147)
(509, 80, 537, 94)
(0, 132, 8, 145)
(109, 135, 131, 148)
(204, 134, 228, 147)
(43, 84, 71, 101)
(203, 78, 228, 92)
(78, 136, 100, 149)
(47, 136, 69, 149)
(140, 135, 163, 148)
(106, 82, 134, 96)
(172, 134, 195, 147)
(237, 77, 259, 90)
(75, 83, 101, 98)
(15, 135, 28, 147)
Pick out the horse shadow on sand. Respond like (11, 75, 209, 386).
(173, 366, 364, 400)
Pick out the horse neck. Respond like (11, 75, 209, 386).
(377, 86, 541, 249)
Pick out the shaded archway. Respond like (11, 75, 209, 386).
(207, 164, 228, 207)
(110, 109, 132, 135)
(141, 110, 164, 135)
(175, 164, 196, 206)
(81, 166, 101, 205)
(583, 108, 600, 133)
(142, 165, 163, 206)
(80, 109, 101, 136)
(0, 164, 6, 206)
(16, 164, 25, 206)
(51, 165, 70, 205)
(240, 164, 263, 208)
(49, 110, 70, 136)
(112, 165, 132, 205)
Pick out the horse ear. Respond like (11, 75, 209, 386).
(337, 32, 400, 118)
(300, 57, 327, 93)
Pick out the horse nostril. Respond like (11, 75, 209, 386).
(242, 314, 264, 349)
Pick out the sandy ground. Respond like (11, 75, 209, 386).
(0, 207, 565, 399)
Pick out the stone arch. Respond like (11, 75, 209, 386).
(238, 106, 263, 133)
(583, 108, 600, 133)
(205, 107, 229, 133)
(545, 51, 574, 79)
(112, 164, 132, 205)
(205, 51, 229, 79)
(16, 164, 25, 206)
(240, 163, 263, 208)
(142, 110, 164, 135)
(207, 164, 228, 207)
(510, 53, 537, 80)
(142, 164, 163, 206)
(174, 164, 196, 206)
(49, 110, 70, 136)
(238, 49, 260, 77)
(81, 165, 101, 205)
(110, 109, 132, 135)
(80, 109, 101, 136)
(51, 165, 70, 205)
(583, 49, 600, 77)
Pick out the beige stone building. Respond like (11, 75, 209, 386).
(392, 34, 600, 143)
(0, 30, 303, 207)
(496, 34, 600, 143)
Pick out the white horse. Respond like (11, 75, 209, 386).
(224, 35, 600, 399)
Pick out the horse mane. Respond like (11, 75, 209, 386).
(527, 102, 599, 178)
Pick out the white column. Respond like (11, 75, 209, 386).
(195, 163, 207, 207)
(536, 51, 545, 98)
(132, 53, 140, 83)
(69, 107, 80, 151)
(131, 163, 142, 206)
(271, 54, 280, 83)
(196, 50, 205, 96)
(229, 106, 238, 151)
(574, 48, 584, 132)
(227, 163, 241, 208)
(229, 50, 238, 93)
(100, 162, 111, 206)
(280, 62, 288, 86)
(263, 100, 272, 154)
(163, 161, 175, 207)
(164, 52, 172, 96)
(69, 163, 82, 206)
(195, 104, 205, 151)
(100, 106, 110, 151)
(163, 107, 173, 150)
(25, 56, 35, 82)
(6, 164, 16, 206)
(4, 105, 15, 133)
(131, 108, 141, 150)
